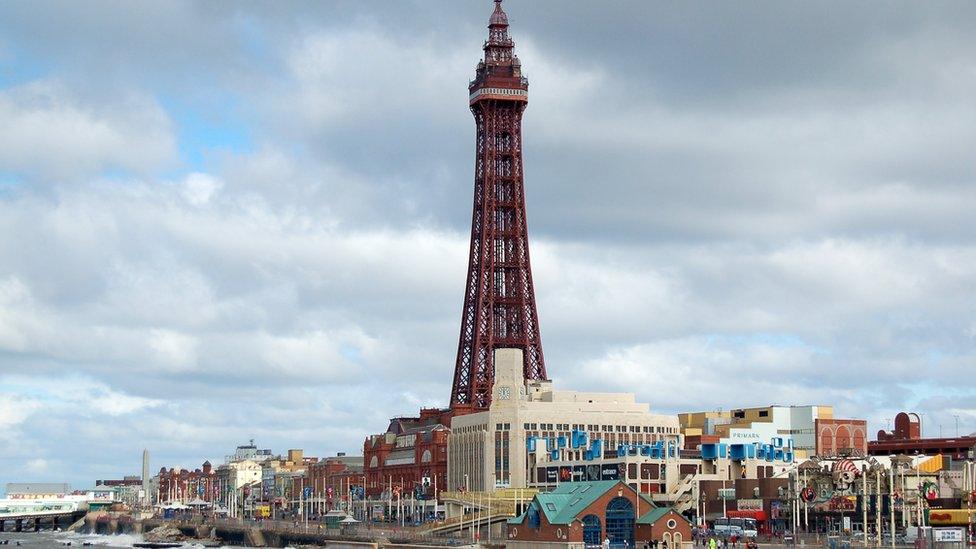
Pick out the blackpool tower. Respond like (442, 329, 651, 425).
(451, 0, 547, 412)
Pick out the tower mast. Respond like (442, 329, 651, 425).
(451, 0, 547, 413)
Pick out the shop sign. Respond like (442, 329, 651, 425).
(827, 496, 856, 512)
(933, 528, 964, 542)
(601, 464, 620, 480)
(546, 468, 558, 483)
(738, 499, 763, 511)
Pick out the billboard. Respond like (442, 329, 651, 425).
(600, 464, 619, 481)
(586, 465, 601, 481)
(545, 468, 558, 483)
(572, 466, 586, 482)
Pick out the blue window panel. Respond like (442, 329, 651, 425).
(605, 497, 635, 548)
(583, 514, 602, 546)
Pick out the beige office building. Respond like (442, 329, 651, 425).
(448, 349, 681, 492)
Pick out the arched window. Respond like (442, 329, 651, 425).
(605, 497, 635, 547)
(836, 426, 852, 451)
(582, 514, 602, 546)
(528, 504, 541, 529)
(369, 456, 378, 468)
(663, 532, 673, 549)
(421, 450, 432, 463)
(819, 427, 834, 455)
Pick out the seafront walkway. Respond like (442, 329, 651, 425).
(141, 516, 482, 548)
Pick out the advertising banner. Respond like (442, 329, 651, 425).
(586, 465, 601, 481)
(545, 468, 558, 483)
(738, 499, 763, 511)
(933, 528, 964, 542)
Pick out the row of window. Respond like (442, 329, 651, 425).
(521, 423, 676, 434)
(732, 409, 771, 419)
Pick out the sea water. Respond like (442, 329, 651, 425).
(0, 531, 232, 549)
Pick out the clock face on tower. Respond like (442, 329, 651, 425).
(499, 386, 511, 400)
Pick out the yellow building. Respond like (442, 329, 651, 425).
(679, 405, 835, 459)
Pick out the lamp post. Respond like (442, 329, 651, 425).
(875, 466, 881, 548)
(967, 460, 973, 546)
(889, 459, 895, 549)
(792, 469, 798, 542)
(862, 464, 869, 546)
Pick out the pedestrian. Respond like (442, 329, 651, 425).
(709, 537, 717, 549)
(603, 536, 611, 549)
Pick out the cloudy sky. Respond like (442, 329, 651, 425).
(1, 0, 975, 490)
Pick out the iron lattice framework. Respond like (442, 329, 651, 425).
(451, 0, 547, 411)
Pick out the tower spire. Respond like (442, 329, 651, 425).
(451, 1, 545, 413)
(483, 0, 515, 66)
(489, 0, 508, 27)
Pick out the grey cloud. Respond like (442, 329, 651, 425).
(1, 1, 975, 489)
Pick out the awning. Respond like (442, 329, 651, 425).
(727, 510, 768, 521)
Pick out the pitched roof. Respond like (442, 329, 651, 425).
(637, 507, 691, 526)
(509, 480, 636, 526)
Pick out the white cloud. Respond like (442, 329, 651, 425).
(0, 376, 163, 417)
(280, 28, 471, 128)
(0, 0, 974, 489)
(26, 458, 49, 474)
(181, 173, 223, 207)
(0, 394, 42, 428)
(0, 80, 176, 180)
(149, 329, 199, 372)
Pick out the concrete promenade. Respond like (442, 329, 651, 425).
(123, 517, 481, 549)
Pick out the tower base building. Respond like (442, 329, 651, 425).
(448, 348, 681, 492)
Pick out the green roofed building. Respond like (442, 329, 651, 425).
(507, 480, 692, 549)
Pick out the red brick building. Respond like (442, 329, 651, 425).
(306, 453, 364, 510)
(869, 411, 976, 458)
(157, 460, 217, 503)
(363, 407, 451, 500)
(815, 418, 868, 457)
(507, 480, 692, 548)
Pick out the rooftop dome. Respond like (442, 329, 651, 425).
(489, 0, 508, 26)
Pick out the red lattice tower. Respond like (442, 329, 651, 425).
(451, 0, 547, 412)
